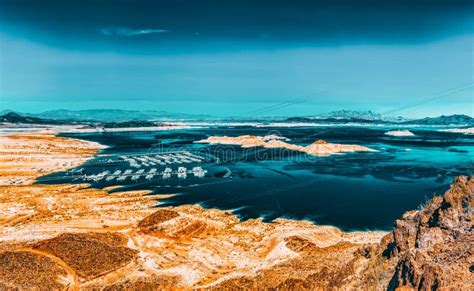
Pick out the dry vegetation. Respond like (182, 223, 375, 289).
(33, 233, 138, 280)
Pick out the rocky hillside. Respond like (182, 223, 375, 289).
(0, 112, 78, 125)
(403, 114, 474, 126)
(0, 112, 52, 124)
(214, 175, 473, 289)
(379, 175, 473, 290)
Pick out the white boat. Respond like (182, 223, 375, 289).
(90, 170, 109, 182)
(169, 156, 182, 164)
(175, 154, 192, 163)
(116, 175, 127, 182)
(128, 159, 140, 168)
(186, 156, 202, 162)
(162, 167, 173, 179)
(144, 168, 157, 180)
(183, 152, 204, 161)
(177, 167, 187, 179)
(162, 170, 171, 179)
(192, 166, 207, 178)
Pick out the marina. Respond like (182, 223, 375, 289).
(36, 126, 473, 231)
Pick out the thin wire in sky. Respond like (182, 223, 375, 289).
(383, 82, 474, 116)
(242, 97, 307, 116)
(251, 99, 308, 115)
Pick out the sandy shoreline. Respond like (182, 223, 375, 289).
(0, 131, 387, 289)
(196, 134, 377, 157)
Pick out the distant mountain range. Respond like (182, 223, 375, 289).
(400, 114, 474, 126)
(283, 110, 406, 123)
(324, 110, 383, 120)
(285, 112, 473, 126)
(1, 109, 473, 126)
(319, 110, 407, 122)
(285, 116, 388, 124)
(102, 120, 160, 128)
(27, 109, 211, 122)
(0, 112, 70, 125)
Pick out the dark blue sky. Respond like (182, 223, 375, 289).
(0, 0, 472, 117)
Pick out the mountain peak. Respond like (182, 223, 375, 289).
(324, 110, 382, 120)
(4, 112, 21, 118)
(403, 114, 474, 125)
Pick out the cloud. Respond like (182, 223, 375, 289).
(99, 27, 168, 37)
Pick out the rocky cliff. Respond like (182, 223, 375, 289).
(213, 176, 473, 289)
(380, 175, 473, 290)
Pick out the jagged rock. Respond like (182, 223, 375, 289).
(383, 176, 473, 290)
(313, 140, 328, 144)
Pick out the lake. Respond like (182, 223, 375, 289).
(37, 125, 473, 231)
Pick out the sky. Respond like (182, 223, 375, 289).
(0, 0, 472, 117)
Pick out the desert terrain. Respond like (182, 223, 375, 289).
(0, 131, 472, 290)
(196, 134, 377, 156)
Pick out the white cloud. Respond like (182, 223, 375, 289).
(99, 27, 168, 37)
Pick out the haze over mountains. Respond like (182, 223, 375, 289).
(4, 109, 212, 122)
(323, 110, 397, 121)
(400, 114, 474, 125)
(0, 112, 74, 125)
(286, 113, 474, 126)
(0, 109, 473, 126)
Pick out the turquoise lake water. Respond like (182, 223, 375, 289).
(37, 125, 473, 231)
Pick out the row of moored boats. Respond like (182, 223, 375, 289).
(120, 152, 206, 168)
(76, 166, 207, 182)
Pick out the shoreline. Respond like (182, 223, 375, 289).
(38, 130, 389, 234)
(196, 134, 377, 157)
(1, 129, 471, 289)
(43, 131, 386, 232)
(0, 130, 387, 288)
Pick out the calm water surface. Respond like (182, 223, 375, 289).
(37, 126, 473, 231)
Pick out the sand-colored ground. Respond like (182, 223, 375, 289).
(0, 132, 387, 289)
(384, 130, 415, 137)
(196, 135, 377, 156)
(439, 127, 474, 135)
